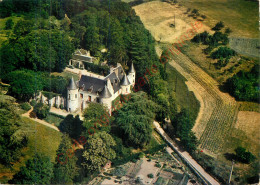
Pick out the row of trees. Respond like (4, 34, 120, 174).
(3, 70, 69, 101)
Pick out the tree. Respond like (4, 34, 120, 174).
(210, 47, 236, 59)
(59, 115, 83, 139)
(10, 154, 53, 184)
(82, 132, 116, 172)
(4, 18, 14, 30)
(225, 28, 232, 34)
(82, 103, 112, 138)
(5, 70, 43, 101)
(225, 65, 259, 102)
(115, 92, 156, 148)
(191, 9, 199, 17)
(33, 102, 50, 119)
(172, 109, 198, 152)
(0, 96, 27, 166)
(235, 147, 256, 164)
(212, 21, 224, 31)
(53, 134, 79, 184)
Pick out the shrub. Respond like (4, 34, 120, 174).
(155, 163, 161, 168)
(147, 174, 154, 178)
(21, 103, 31, 111)
(29, 111, 37, 118)
(210, 47, 236, 59)
(60, 104, 64, 109)
(33, 103, 50, 119)
(235, 147, 256, 164)
(5, 19, 14, 30)
(103, 172, 113, 176)
(135, 177, 141, 183)
(212, 21, 224, 31)
(30, 100, 37, 107)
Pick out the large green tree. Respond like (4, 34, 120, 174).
(5, 70, 43, 101)
(59, 115, 83, 139)
(115, 92, 156, 148)
(53, 134, 79, 184)
(82, 131, 116, 172)
(172, 109, 198, 152)
(82, 103, 112, 138)
(0, 95, 27, 165)
(10, 154, 53, 184)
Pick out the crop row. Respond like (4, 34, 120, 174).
(170, 49, 238, 153)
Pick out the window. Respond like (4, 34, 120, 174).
(75, 94, 77, 98)
(96, 98, 100, 103)
(88, 96, 91, 102)
(80, 93, 83, 98)
(69, 94, 70, 100)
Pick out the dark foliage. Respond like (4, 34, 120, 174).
(59, 115, 83, 139)
(225, 65, 259, 102)
(10, 154, 53, 184)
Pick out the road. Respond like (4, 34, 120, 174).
(153, 121, 220, 185)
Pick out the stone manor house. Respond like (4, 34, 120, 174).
(67, 63, 135, 113)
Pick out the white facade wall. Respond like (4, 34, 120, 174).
(121, 85, 131, 95)
(67, 89, 79, 112)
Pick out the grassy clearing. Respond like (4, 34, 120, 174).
(166, 63, 200, 120)
(51, 71, 79, 81)
(0, 117, 62, 183)
(178, 0, 258, 38)
(44, 113, 64, 127)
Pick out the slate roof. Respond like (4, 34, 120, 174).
(68, 77, 77, 90)
(100, 85, 112, 98)
(105, 72, 121, 93)
(121, 74, 130, 86)
(77, 64, 132, 95)
(129, 62, 135, 73)
(78, 75, 105, 94)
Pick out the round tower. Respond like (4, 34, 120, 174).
(67, 77, 78, 112)
(128, 62, 135, 85)
(100, 85, 112, 113)
(121, 74, 131, 95)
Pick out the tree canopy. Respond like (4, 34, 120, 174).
(10, 154, 53, 184)
(115, 92, 156, 148)
(53, 134, 79, 184)
(59, 114, 83, 139)
(0, 95, 27, 165)
(82, 131, 116, 173)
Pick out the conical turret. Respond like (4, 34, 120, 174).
(68, 77, 77, 90)
(129, 62, 135, 73)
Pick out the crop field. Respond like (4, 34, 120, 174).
(178, 0, 258, 38)
(168, 48, 238, 153)
(229, 37, 259, 58)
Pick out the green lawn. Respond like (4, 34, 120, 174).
(166, 63, 200, 121)
(51, 71, 79, 81)
(179, 0, 258, 38)
(0, 117, 62, 183)
(44, 113, 64, 127)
